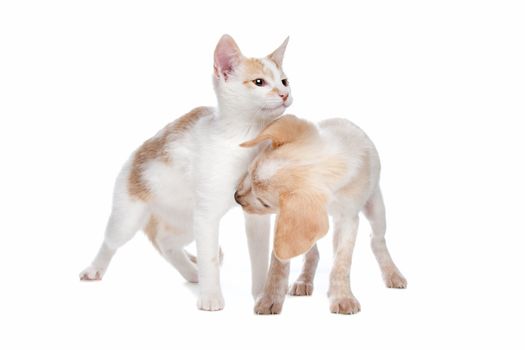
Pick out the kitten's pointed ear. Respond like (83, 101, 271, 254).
(214, 34, 242, 80)
(274, 191, 329, 260)
(267, 36, 289, 68)
(239, 115, 314, 148)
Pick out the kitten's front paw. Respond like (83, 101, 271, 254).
(289, 280, 314, 296)
(254, 294, 285, 315)
(197, 292, 224, 311)
(384, 271, 407, 289)
(329, 296, 361, 315)
(79, 265, 105, 281)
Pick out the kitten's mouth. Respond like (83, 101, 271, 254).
(262, 104, 286, 111)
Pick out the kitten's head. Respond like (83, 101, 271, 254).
(213, 35, 293, 121)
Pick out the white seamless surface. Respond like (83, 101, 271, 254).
(0, 1, 523, 349)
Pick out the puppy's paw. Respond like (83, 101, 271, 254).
(197, 292, 224, 311)
(329, 296, 361, 315)
(384, 271, 407, 289)
(254, 294, 285, 315)
(79, 265, 105, 281)
(289, 280, 314, 296)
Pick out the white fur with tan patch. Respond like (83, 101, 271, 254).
(80, 35, 293, 312)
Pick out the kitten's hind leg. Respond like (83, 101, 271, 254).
(148, 221, 200, 284)
(184, 248, 223, 266)
(146, 218, 224, 284)
(80, 191, 148, 281)
(161, 247, 199, 283)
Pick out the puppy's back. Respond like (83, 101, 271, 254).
(319, 118, 377, 159)
(319, 118, 381, 195)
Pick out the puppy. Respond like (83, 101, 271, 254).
(235, 115, 407, 314)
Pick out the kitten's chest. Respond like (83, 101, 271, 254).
(198, 138, 257, 177)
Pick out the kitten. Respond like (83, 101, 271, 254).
(79, 35, 293, 311)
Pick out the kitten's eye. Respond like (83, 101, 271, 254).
(253, 79, 265, 87)
(282, 79, 289, 87)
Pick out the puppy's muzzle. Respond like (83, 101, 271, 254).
(234, 191, 243, 206)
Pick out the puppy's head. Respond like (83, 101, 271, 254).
(236, 115, 329, 260)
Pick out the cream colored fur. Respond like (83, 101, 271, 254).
(236, 115, 407, 314)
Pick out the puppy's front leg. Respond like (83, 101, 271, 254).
(328, 215, 361, 314)
(289, 244, 319, 296)
(254, 252, 290, 315)
(244, 212, 270, 299)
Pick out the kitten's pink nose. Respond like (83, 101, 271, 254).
(279, 93, 289, 102)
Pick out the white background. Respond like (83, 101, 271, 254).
(1, 0, 524, 349)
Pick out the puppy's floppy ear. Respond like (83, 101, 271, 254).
(239, 132, 273, 148)
(239, 115, 315, 148)
(274, 191, 329, 260)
